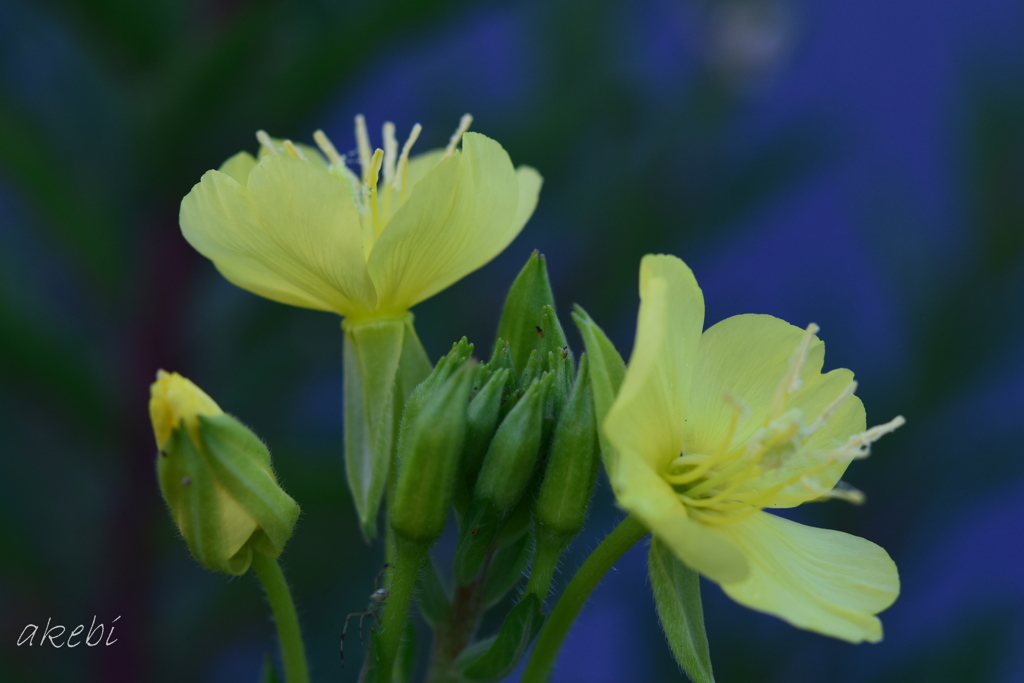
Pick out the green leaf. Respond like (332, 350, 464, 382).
(648, 538, 715, 683)
(457, 594, 545, 682)
(259, 653, 281, 683)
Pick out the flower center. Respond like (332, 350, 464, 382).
(663, 324, 905, 525)
(256, 114, 473, 260)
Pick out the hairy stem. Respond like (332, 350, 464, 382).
(251, 553, 310, 683)
(375, 538, 427, 681)
(521, 516, 648, 683)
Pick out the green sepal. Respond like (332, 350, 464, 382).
(454, 499, 503, 585)
(518, 348, 545, 391)
(456, 594, 545, 682)
(545, 342, 574, 420)
(483, 337, 514, 376)
(159, 425, 251, 576)
(474, 373, 553, 514)
(342, 316, 408, 541)
(394, 317, 433, 412)
(259, 653, 281, 683)
(392, 362, 475, 544)
(483, 528, 533, 609)
(572, 305, 627, 471)
(199, 414, 300, 559)
(535, 354, 599, 539)
(648, 538, 715, 683)
(455, 367, 512, 512)
(496, 251, 572, 376)
(401, 338, 474, 427)
(417, 556, 452, 627)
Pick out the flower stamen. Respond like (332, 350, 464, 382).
(282, 140, 307, 161)
(396, 124, 423, 202)
(256, 130, 278, 156)
(444, 113, 473, 157)
(355, 114, 373, 183)
(771, 323, 819, 417)
(366, 149, 386, 238)
(806, 380, 858, 433)
(313, 129, 344, 166)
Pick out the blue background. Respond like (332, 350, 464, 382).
(1, 0, 1022, 681)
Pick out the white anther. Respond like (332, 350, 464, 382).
(256, 130, 278, 155)
(444, 113, 473, 157)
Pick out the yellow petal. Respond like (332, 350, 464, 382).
(247, 154, 377, 315)
(181, 169, 339, 312)
(717, 512, 899, 643)
(218, 151, 257, 184)
(366, 132, 525, 313)
(511, 166, 543, 234)
(683, 314, 867, 505)
(404, 148, 445, 191)
(605, 255, 704, 475)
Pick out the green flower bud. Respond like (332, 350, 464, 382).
(401, 338, 474, 427)
(474, 372, 554, 514)
(495, 251, 573, 376)
(535, 354, 599, 539)
(149, 371, 299, 576)
(391, 361, 476, 545)
(454, 367, 512, 512)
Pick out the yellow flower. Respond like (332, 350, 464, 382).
(603, 255, 903, 643)
(179, 114, 542, 323)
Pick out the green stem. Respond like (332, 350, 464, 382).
(251, 553, 310, 683)
(524, 529, 566, 600)
(375, 538, 428, 680)
(521, 515, 648, 683)
(425, 550, 494, 683)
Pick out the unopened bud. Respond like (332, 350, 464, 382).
(149, 371, 299, 576)
(455, 368, 512, 512)
(496, 251, 573, 376)
(535, 354, 599, 539)
(392, 361, 475, 545)
(474, 372, 553, 514)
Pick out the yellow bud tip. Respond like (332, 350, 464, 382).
(255, 130, 278, 155)
(444, 113, 473, 157)
(149, 370, 223, 449)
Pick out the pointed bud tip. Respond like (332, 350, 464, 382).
(149, 370, 222, 449)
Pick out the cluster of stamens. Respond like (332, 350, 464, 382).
(664, 323, 905, 525)
(255, 114, 473, 257)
